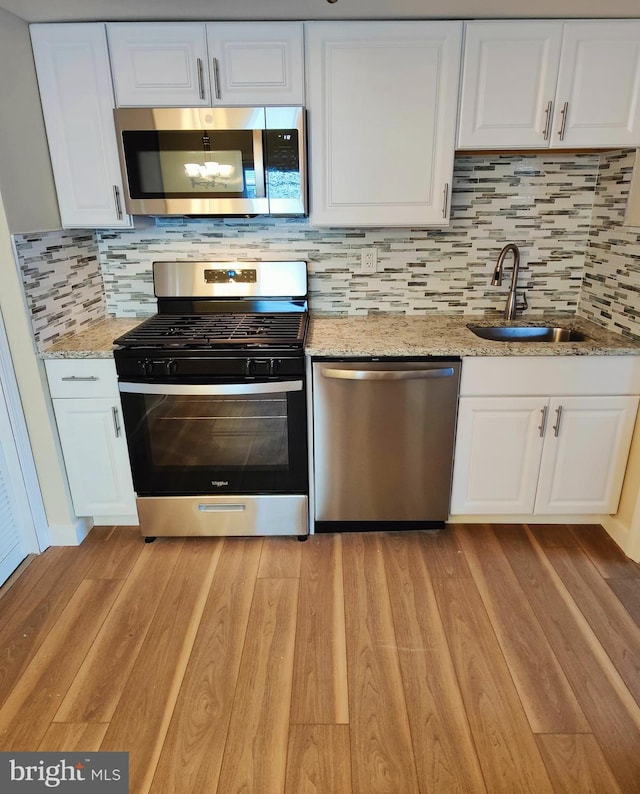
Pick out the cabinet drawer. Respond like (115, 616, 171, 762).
(45, 358, 119, 398)
(460, 356, 640, 396)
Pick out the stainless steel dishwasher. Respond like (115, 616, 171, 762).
(312, 358, 461, 531)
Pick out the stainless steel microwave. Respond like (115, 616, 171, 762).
(114, 106, 307, 217)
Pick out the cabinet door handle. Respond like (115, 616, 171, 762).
(212, 57, 221, 99)
(196, 57, 205, 100)
(112, 406, 121, 438)
(442, 182, 449, 219)
(61, 375, 98, 382)
(552, 405, 563, 437)
(113, 185, 123, 220)
(538, 405, 548, 437)
(557, 101, 569, 140)
(542, 100, 553, 140)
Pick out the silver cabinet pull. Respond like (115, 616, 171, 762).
(557, 101, 569, 140)
(61, 375, 98, 382)
(442, 182, 449, 219)
(196, 57, 205, 100)
(553, 405, 563, 437)
(542, 100, 553, 140)
(538, 405, 548, 437)
(321, 367, 454, 381)
(212, 57, 221, 99)
(113, 185, 123, 220)
(112, 406, 121, 438)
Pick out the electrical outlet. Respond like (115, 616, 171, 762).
(361, 247, 377, 273)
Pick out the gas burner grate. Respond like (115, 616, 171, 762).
(114, 312, 307, 349)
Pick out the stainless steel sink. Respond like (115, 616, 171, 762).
(468, 324, 588, 342)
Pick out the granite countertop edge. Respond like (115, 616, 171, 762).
(39, 313, 640, 359)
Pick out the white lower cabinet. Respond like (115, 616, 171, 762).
(45, 359, 137, 522)
(535, 396, 638, 513)
(451, 396, 545, 514)
(450, 357, 640, 516)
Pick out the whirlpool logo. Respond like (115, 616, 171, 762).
(1, 753, 128, 792)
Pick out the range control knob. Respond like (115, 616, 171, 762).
(165, 359, 177, 376)
(245, 359, 256, 376)
(141, 358, 154, 376)
(270, 359, 280, 375)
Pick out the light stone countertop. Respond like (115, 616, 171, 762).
(40, 313, 640, 359)
(305, 314, 640, 357)
(41, 317, 147, 359)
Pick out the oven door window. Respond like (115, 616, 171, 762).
(119, 381, 307, 496)
(121, 130, 264, 199)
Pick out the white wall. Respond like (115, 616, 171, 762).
(0, 192, 88, 545)
(0, 6, 60, 233)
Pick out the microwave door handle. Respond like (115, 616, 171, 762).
(119, 381, 303, 396)
(253, 130, 266, 199)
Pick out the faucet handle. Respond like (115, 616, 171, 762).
(518, 292, 528, 313)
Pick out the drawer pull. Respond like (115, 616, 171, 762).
(112, 406, 121, 438)
(212, 57, 221, 99)
(61, 376, 99, 382)
(558, 101, 569, 140)
(197, 57, 205, 100)
(553, 405, 563, 437)
(542, 100, 553, 140)
(538, 405, 548, 437)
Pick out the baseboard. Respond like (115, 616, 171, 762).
(447, 514, 602, 524)
(47, 517, 93, 546)
(601, 515, 640, 563)
(92, 514, 140, 527)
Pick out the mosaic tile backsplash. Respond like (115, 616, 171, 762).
(580, 149, 640, 341)
(12, 151, 640, 346)
(95, 153, 600, 318)
(14, 230, 105, 348)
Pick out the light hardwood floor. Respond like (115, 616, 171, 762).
(1, 523, 639, 793)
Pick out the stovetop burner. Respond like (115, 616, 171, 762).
(114, 312, 307, 350)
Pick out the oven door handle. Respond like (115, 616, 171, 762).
(118, 380, 303, 396)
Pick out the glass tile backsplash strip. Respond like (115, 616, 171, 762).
(96, 153, 600, 317)
(15, 150, 640, 346)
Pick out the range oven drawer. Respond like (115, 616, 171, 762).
(136, 494, 308, 537)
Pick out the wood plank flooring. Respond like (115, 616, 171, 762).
(1, 523, 640, 793)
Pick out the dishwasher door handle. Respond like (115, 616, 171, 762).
(320, 367, 455, 381)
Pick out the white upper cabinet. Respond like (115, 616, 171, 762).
(305, 21, 463, 227)
(30, 23, 132, 228)
(205, 23, 304, 106)
(457, 21, 563, 149)
(107, 23, 210, 106)
(458, 19, 640, 149)
(107, 22, 304, 107)
(554, 21, 640, 148)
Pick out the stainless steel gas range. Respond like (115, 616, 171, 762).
(113, 260, 309, 541)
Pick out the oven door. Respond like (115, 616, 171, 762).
(118, 379, 308, 496)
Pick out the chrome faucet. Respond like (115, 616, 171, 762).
(491, 243, 528, 320)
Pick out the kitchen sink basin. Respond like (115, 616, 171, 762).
(468, 325, 588, 342)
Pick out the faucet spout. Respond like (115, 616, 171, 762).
(492, 243, 525, 320)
